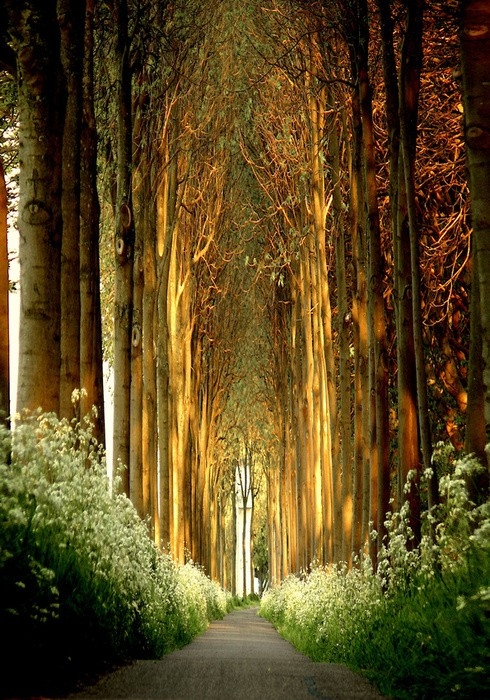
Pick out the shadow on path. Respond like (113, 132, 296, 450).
(67, 607, 387, 700)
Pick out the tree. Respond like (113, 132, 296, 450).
(5, 1, 64, 414)
(377, 0, 422, 536)
(112, 0, 135, 495)
(241, 3, 338, 571)
(80, 0, 105, 444)
(0, 157, 8, 424)
(0, 22, 15, 428)
(346, 0, 390, 560)
(2, 0, 481, 588)
(460, 0, 490, 479)
(58, 0, 85, 418)
(399, 0, 438, 512)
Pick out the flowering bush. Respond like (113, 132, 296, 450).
(260, 447, 490, 699)
(261, 559, 384, 663)
(0, 407, 232, 695)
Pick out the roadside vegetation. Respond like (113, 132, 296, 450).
(260, 447, 490, 700)
(0, 403, 233, 697)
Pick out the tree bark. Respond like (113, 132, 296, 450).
(348, 53, 369, 559)
(7, 1, 64, 415)
(399, 0, 438, 510)
(377, 0, 420, 532)
(112, 0, 135, 493)
(80, 0, 105, 444)
(0, 158, 9, 426)
(143, 199, 159, 542)
(465, 252, 486, 464)
(356, 0, 390, 560)
(330, 109, 353, 565)
(129, 214, 143, 516)
(58, 0, 84, 418)
(308, 79, 336, 563)
(460, 0, 490, 475)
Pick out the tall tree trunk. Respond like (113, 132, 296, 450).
(297, 242, 314, 567)
(399, 0, 438, 510)
(143, 198, 159, 542)
(355, 0, 390, 563)
(292, 281, 309, 569)
(465, 253, 486, 465)
(308, 79, 336, 563)
(165, 156, 194, 563)
(0, 158, 8, 426)
(80, 0, 105, 444)
(194, 362, 207, 564)
(7, 1, 64, 415)
(348, 71, 369, 558)
(156, 101, 180, 548)
(460, 0, 490, 477)
(232, 474, 237, 592)
(112, 0, 135, 493)
(58, 0, 84, 418)
(241, 458, 248, 596)
(130, 207, 143, 516)
(330, 109, 353, 565)
(156, 177, 172, 550)
(377, 0, 420, 532)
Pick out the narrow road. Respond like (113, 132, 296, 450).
(67, 607, 386, 700)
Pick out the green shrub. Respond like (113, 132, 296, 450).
(0, 406, 232, 695)
(260, 448, 490, 699)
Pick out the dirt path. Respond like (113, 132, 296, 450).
(67, 607, 386, 700)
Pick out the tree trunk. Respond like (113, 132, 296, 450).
(308, 80, 336, 563)
(354, 0, 390, 564)
(112, 0, 135, 493)
(232, 475, 237, 593)
(378, 0, 420, 534)
(58, 0, 84, 418)
(156, 182, 172, 550)
(156, 101, 181, 548)
(399, 0, 438, 510)
(0, 158, 8, 426)
(8, 1, 64, 415)
(460, 0, 490, 475)
(129, 213, 143, 516)
(348, 72, 369, 558)
(330, 110, 353, 565)
(465, 253, 486, 464)
(80, 0, 105, 444)
(242, 460, 248, 597)
(143, 200, 159, 542)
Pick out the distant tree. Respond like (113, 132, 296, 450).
(242, 4, 338, 571)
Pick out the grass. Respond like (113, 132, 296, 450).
(0, 405, 233, 697)
(260, 449, 490, 699)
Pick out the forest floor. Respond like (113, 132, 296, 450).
(63, 607, 387, 700)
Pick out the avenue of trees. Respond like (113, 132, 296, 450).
(0, 0, 489, 591)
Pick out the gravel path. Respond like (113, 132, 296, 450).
(67, 607, 387, 700)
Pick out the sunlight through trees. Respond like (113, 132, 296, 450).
(1, 0, 488, 594)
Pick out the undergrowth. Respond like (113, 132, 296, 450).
(0, 404, 232, 697)
(260, 446, 490, 699)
